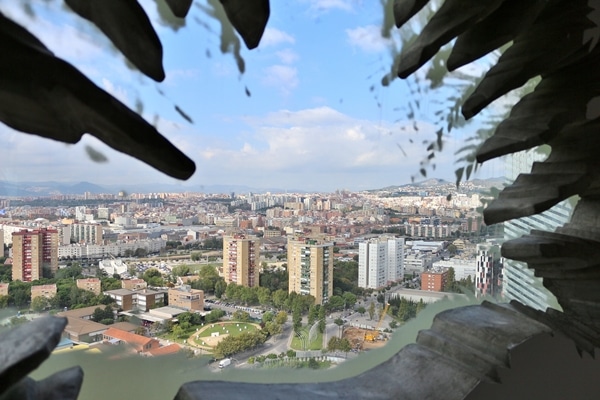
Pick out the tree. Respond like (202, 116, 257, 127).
(339, 338, 352, 356)
(240, 286, 258, 305)
(327, 295, 344, 311)
(0, 264, 11, 282)
(342, 292, 357, 309)
(172, 265, 192, 277)
(142, 268, 164, 287)
(257, 287, 271, 306)
(307, 304, 318, 326)
(263, 321, 282, 336)
(204, 309, 225, 323)
(198, 264, 219, 279)
(292, 305, 302, 333)
(327, 336, 340, 352)
(9, 281, 31, 308)
(101, 277, 122, 291)
(368, 302, 376, 320)
(446, 267, 456, 292)
(318, 305, 326, 334)
(214, 279, 227, 299)
(0, 295, 9, 308)
(31, 296, 50, 312)
(233, 310, 251, 322)
(357, 306, 366, 316)
(334, 318, 344, 338)
(447, 244, 458, 255)
(262, 311, 274, 323)
(225, 282, 241, 302)
(55, 263, 83, 280)
(272, 289, 288, 310)
(275, 310, 288, 325)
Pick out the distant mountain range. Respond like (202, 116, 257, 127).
(378, 177, 504, 192)
(0, 181, 300, 197)
(0, 177, 505, 197)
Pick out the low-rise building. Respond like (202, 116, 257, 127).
(0, 282, 8, 297)
(57, 306, 111, 343)
(421, 269, 448, 292)
(168, 286, 204, 311)
(121, 278, 147, 291)
(104, 288, 166, 312)
(31, 284, 57, 300)
(76, 278, 101, 295)
(103, 327, 160, 353)
(104, 289, 134, 311)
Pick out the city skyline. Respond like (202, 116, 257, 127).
(0, 1, 502, 193)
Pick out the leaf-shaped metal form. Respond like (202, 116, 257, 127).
(462, 0, 595, 119)
(165, 0, 193, 18)
(219, 0, 270, 49)
(65, 0, 165, 81)
(393, 0, 430, 28)
(477, 52, 600, 162)
(447, 0, 547, 71)
(0, 13, 195, 180)
(396, 0, 504, 78)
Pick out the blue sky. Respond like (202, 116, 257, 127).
(0, 0, 502, 192)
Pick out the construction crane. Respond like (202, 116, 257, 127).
(364, 302, 390, 342)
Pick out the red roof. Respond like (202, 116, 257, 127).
(147, 343, 181, 356)
(103, 327, 157, 352)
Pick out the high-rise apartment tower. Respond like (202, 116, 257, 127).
(287, 237, 333, 305)
(358, 237, 404, 289)
(12, 228, 58, 282)
(222, 234, 260, 287)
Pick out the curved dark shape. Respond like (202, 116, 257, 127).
(219, 0, 270, 50)
(166, 0, 194, 18)
(0, 13, 195, 180)
(395, 0, 504, 78)
(65, 0, 165, 82)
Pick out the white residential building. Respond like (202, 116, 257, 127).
(432, 258, 477, 281)
(358, 236, 404, 289)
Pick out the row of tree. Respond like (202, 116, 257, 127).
(213, 330, 268, 358)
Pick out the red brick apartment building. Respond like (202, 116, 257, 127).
(12, 228, 58, 281)
(421, 269, 449, 292)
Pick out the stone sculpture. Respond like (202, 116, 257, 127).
(2, 0, 600, 398)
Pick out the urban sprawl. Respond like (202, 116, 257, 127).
(0, 179, 504, 368)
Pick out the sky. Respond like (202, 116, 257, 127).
(0, 0, 502, 193)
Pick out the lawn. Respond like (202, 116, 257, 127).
(197, 322, 258, 338)
(290, 327, 323, 350)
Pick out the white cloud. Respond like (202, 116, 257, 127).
(346, 25, 393, 53)
(260, 28, 296, 47)
(276, 49, 300, 65)
(261, 65, 299, 95)
(102, 78, 130, 106)
(188, 107, 440, 190)
(164, 69, 200, 86)
(302, 0, 355, 13)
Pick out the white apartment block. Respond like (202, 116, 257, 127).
(432, 258, 477, 281)
(70, 222, 103, 245)
(358, 237, 404, 289)
(58, 238, 166, 259)
(406, 224, 451, 238)
(404, 252, 437, 277)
